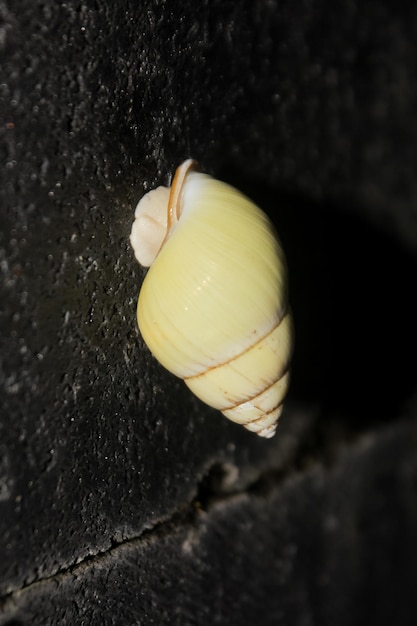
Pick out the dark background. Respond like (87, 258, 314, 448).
(1, 0, 417, 624)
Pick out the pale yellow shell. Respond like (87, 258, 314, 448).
(130, 160, 293, 438)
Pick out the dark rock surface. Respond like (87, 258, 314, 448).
(1, 0, 417, 624)
(2, 421, 417, 626)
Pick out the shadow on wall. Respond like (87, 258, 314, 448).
(220, 173, 417, 428)
(283, 195, 417, 426)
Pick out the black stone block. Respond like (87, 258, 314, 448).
(1, 0, 417, 623)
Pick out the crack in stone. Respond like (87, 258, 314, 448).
(0, 409, 358, 611)
(0, 457, 295, 609)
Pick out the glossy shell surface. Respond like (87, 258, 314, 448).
(131, 161, 293, 438)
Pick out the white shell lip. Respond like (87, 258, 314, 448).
(130, 186, 170, 267)
(130, 159, 198, 268)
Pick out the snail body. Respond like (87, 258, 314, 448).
(130, 160, 293, 438)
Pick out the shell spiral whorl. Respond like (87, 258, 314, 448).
(130, 159, 293, 438)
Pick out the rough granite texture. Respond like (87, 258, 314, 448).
(2, 423, 417, 626)
(1, 0, 417, 624)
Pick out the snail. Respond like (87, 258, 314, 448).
(130, 159, 293, 438)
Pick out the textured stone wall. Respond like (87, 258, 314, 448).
(1, 0, 417, 624)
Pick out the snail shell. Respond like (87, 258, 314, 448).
(130, 159, 293, 438)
